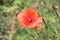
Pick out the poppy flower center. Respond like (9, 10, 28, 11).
(28, 19, 32, 22)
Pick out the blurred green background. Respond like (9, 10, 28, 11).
(0, 0, 60, 40)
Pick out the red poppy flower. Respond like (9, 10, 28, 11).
(17, 8, 42, 30)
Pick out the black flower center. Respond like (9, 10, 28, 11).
(28, 19, 32, 22)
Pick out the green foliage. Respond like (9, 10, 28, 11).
(0, 0, 60, 40)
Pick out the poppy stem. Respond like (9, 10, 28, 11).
(11, 15, 16, 32)
(52, 5, 60, 18)
(43, 18, 48, 29)
(52, 5, 60, 24)
(8, 16, 16, 40)
(8, 11, 19, 40)
(11, 10, 19, 32)
(42, 18, 48, 37)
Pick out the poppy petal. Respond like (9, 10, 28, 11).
(17, 8, 42, 30)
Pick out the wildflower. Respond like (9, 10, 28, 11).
(17, 8, 42, 30)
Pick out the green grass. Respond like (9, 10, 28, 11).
(0, 0, 60, 40)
